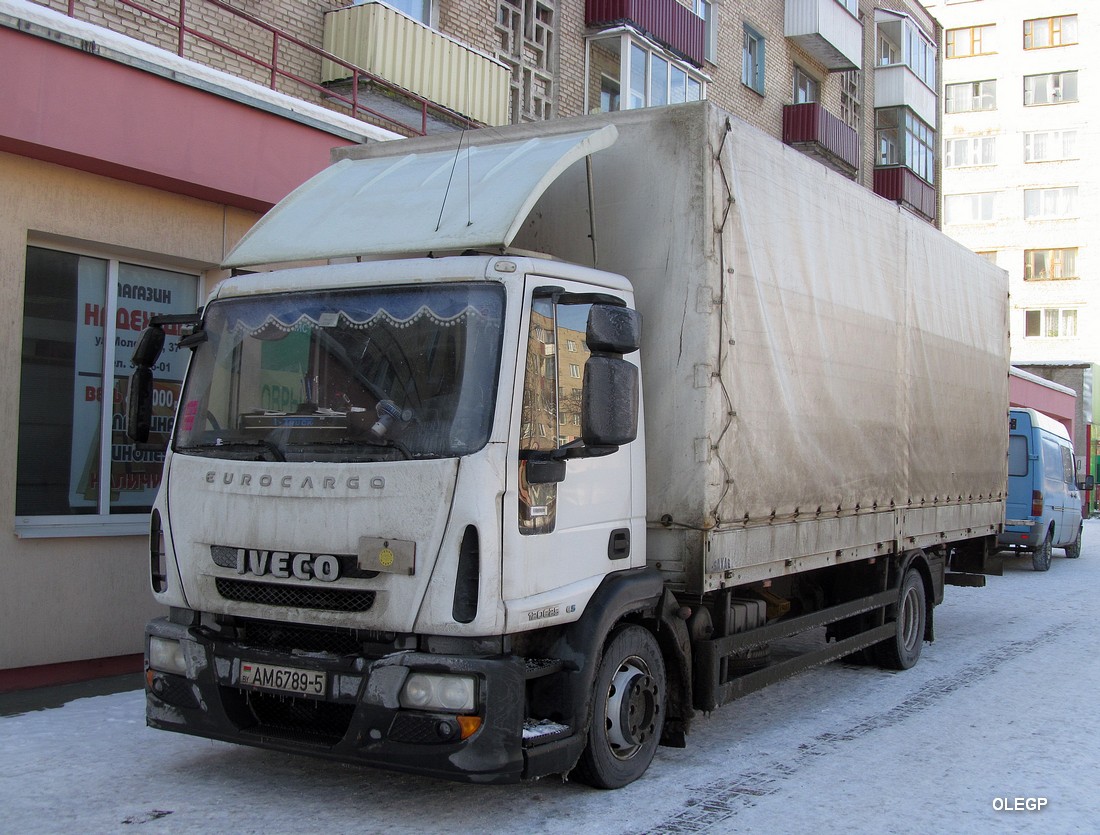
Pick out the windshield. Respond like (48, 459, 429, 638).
(174, 283, 505, 461)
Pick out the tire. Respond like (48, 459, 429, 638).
(1032, 530, 1053, 571)
(874, 567, 926, 671)
(574, 625, 666, 789)
(1064, 525, 1083, 560)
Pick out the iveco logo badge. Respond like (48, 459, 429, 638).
(236, 549, 340, 582)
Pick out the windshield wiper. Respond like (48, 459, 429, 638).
(179, 439, 285, 462)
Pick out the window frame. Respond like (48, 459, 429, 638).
(1024, 128, 1078, 162)
(1024, 248, 1078, 281)
(584, 29, 707, 114)
(742, 23, 766, 96)
(945, 79, 996, 113)
(946, 23, 995, 58)
(945, 135, 996, 168)
(1024, 71, 1078, 106)
(17, 243, 200, 538)
(943, 192, 995, 224)
(1024, 186, 1078, 220)
(1024, 15, 1078, 50)
(1024, 307, 1078, 339)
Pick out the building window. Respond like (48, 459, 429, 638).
(383, 0, 432, 26)
(1025, 248, 1078, 280)
(793, 66, 819, 104)
(836, 0, 857, 15)
(946, 24, 995, 58)
(839, 70, 861, 130)
(1024, 15, 1078, 49)
(876, 107, 935, 183)
(17, 246, 198, 535)
(1024, 308, 1077, 338)
(696, 0, 717, 64)
(945, 136, 996, 168)
(945, 79, 996, 113)
(1024, 129, 1078, 162)
(944, 192, 995, 224)
(1024, 186, 1078, 220)
(585, 32, 705, 113)
(1024, 71, 1078, 106)
(742, 24, 765, 95)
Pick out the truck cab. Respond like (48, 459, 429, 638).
(999, 407, 1087, 570)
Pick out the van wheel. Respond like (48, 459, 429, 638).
(874, 567, 926, 670)
(1065, 525, 1083, 559)
(1032, 531, 1053, 571)
(574, 625, 666, 789)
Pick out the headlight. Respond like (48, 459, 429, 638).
(399, 673, 477, 713)
(148, 636, 187, 675)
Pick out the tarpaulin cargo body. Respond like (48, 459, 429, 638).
(510, 103, 1008, 593)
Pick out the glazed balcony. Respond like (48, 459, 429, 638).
(782, 102, 860, 176)
(586, 0, 705, 67)
(874, 166, 936, 223)
(874, 64, 937, 128)
(784, 0, 862, 71)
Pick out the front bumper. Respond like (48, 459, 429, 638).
(144, 617, 531, 784)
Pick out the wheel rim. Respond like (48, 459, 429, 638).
(898, 583, 922, 653)
(604, 655, 659, 760)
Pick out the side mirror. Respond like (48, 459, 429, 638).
(587, 304, 641, 354)
(132, 326, 165, 368)
(525, 458, 567, 485)
(127, 366, 154, 444)
(581, 356, 639, 449)
(1078, 475, 1095, 492)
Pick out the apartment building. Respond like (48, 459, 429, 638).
(1, 0, 946, 684)
(928, 0, 1098, 500)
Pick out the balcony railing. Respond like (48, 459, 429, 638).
(586, 0, 705, 67)
(782, 102, 859, 174)
(784, 0, 862, 71)
(55, 0, 480, 136)
(322, 4, 509, 128)
(874, 166, 936, 222)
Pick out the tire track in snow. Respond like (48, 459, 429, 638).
(639, 622, 1070, 834)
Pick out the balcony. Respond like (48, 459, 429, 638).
(322, 3, 510, 128)
(782, 102, 859, 176)
(874, 64, 936, 127)
(784, 0, 862, 71)
(586, 0, 705, 67)
(874, 166, 936, 223)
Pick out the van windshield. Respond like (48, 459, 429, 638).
(173, 283, 505, 461)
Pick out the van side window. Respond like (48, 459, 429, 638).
(1042, 436, 1064, 482)
(1008, 435, 1028, 476)
(1061, 446, 1075, 485)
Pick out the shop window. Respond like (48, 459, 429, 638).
(17, 245, 198, 536)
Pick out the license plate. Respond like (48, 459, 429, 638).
(240, 661, 326, 697)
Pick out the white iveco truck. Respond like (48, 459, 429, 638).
(130, 102, 1008, 788)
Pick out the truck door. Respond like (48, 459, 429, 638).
(501, 280, 640, 614)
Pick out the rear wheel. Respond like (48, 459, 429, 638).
(874, 567, 926, 671)
(574, 625, 666, 789)
(1033, 531, 1053, 571)
(1064, 525, 1083, 559)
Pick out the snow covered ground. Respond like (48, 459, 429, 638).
(4, 522, 1100, 834)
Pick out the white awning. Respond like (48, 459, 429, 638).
(222, 125, 619, 267)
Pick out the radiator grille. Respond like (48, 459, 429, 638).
(238, 620, 363, 656)
(216, 578, 375, 612)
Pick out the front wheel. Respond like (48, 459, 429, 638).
(874, 567, 926, 671)
(1064, 525, 1083, 559)
(1033, 530, 1053, 571)
(574, 625, 666, 789)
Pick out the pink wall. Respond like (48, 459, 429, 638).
(1009, 373, 1075, 439)
(0, 26, 358, 213)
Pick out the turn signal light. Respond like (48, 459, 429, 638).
(457, 715, 482, 739)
